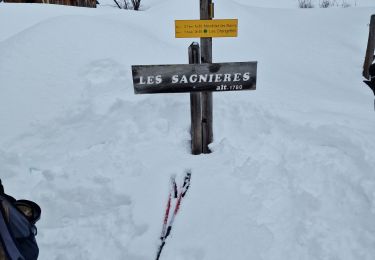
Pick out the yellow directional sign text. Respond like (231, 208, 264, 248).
(175, 19, 238, 38)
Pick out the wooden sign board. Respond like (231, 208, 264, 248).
(132, 62, 257, 94)
(175, 19, 238, 38)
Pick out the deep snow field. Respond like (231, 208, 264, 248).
(1, 0, 375, 259)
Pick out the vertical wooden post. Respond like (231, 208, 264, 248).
(200, 0, 213, 154)
(189, 43, 203, 155)
(363, 15, 375, 79)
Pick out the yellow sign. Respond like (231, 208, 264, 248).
(175, 19, 238, 38)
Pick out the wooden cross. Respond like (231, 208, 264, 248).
(131, 0, 257, 155)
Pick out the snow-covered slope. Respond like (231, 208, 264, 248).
(1, 1, 375, 260)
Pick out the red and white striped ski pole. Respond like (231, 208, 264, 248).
(156, 171, 191, 260)
(160, 176, 177, 240)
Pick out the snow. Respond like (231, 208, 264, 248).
(1, 1, 375, 259)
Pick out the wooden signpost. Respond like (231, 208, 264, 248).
(131, 0, 258, 155)
(200, 0, 214, 154)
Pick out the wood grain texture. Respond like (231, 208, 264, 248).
(4, 0, 96, 7)
(189, 43, 203, 155)
(132, 62, 257, 94)
(200, 0, 213, 153)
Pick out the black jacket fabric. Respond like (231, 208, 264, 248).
(0, 180, 39, 260)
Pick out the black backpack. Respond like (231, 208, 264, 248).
(364, 62, 375, 95)
(0, 179, 41, 260)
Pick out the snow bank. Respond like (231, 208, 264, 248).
(1, 1, 375, 260)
